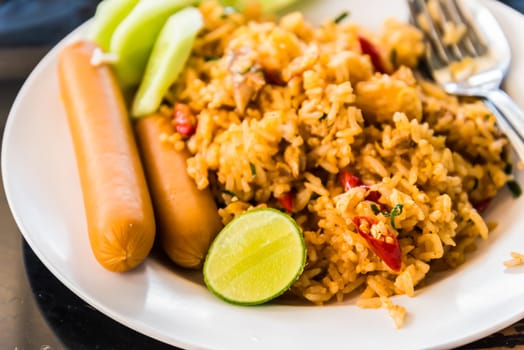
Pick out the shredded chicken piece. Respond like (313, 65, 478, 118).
(226, 46, 266, 112)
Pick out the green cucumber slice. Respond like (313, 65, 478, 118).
(109, 0, 199, 89)
(86, 0, 140, 51)
(131, 6, 203, 118)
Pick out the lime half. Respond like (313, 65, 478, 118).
(203, 208, 306, 305)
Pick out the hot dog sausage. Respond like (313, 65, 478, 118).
(57, 40, 156, 272)
(134, 113, 223, 268)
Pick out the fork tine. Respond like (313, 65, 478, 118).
(410, 0, 452, 66)
(440, 0, 479, 57)
(408, 0, 493, 70)
(431, 0, 464, 60)
(450, 0, 489, 55)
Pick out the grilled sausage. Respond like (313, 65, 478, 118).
(134, 113, 222, 268)
(57, 40, 156, 272)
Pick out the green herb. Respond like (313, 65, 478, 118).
(333, 11, 349, 24)
(319, 113, 328, 121)
(472, 178, 479, 191)
(204, 55, 220, 62)
(390, 48, 398, 67)
(384, 204, 403, 230)
(310, 193, 321, 201)
(249, 65, 264, 74)
(239, 65, 251, 74)
(370, 203, 380, 215)
(507, 180, 522, 198)
(249, 162, 257, 178)
(504, 162, 513, 174)
(221, 189, 237, 197)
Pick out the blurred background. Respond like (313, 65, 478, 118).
(0, 0, 100, 79)
(1, 0, 523, 79)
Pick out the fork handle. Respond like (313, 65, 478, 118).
(484, 99, 524, 164)
(484, 89, 524, 143)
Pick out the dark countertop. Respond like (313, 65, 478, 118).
(1, 1, 524, 349)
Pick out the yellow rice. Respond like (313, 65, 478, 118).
(164, 1, 512, 327)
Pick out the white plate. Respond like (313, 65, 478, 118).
(3, 1, 524, 349)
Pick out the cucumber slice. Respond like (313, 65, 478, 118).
(131, 7, 202, 118)
(86, 0, 139, 51)
(109, 0, 199, 89)
(221, 0, 298, 13)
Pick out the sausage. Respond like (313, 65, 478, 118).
(57, 40, 156, 272)
(134, 113, 223, 268)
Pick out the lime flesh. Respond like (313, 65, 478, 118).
(203, 208, 306, 305)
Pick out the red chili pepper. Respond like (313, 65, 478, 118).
(277, 192, 294, 214)
(352, 216, 402, 271)
(358, 34, 387, 74)
(173, 102, 197, 137)
(473, 197, 492, 213)
(338, 170, 381, 203)
(365, 190, 380, 203)
(338, 171, 362, 191)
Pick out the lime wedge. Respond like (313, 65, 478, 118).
(131, 7, 203, 118)
(86, 0, 139, 51)
(109, 0, 198, 89)
(203, 208, 306, 305)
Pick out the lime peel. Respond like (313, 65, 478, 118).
(203, 208, 306, 305)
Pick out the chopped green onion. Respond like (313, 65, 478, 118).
(390, 48, 398, 67)
(333, 11, 349, 24)
(504, 162, 513, 174)
(249, 65, 264, 74)
(472, 178, 479, 190)
(507, 180, 522, 198)
(204, 55, 220, 62)
(384, 204, 403, 230)
(370, 203, 380, 215)
(249, 162, 256, 178)
(221, 189, 237, 197)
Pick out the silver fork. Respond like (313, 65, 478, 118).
(408, 0, 524, 163)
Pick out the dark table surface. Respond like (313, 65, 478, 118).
(2, 1, 524, 349)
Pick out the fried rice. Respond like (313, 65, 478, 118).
(163, 1, 513, 327)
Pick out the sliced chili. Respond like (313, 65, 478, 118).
(365, 190, 381, 203)
(338, 170, 381, 203)
(352, 216, 402, 271)
(277, 192, 294, 214)
(338, 170, 362, 191)
(173, 102, 197, 137)
(473, 197, 492, 213)
(358, 34, 387, 74)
